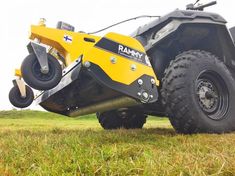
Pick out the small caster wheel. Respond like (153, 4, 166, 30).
(21, 53, 62, 90)
(9, 85, 34, 108)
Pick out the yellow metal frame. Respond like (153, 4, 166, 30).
(16, 23, 159, 86)
(15, 69, 22, 77)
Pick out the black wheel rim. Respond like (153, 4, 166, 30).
(196, 70, 229, 121)
(32, 59, 55, 82)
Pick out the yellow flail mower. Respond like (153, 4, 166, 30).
(9, 1, 235, 133)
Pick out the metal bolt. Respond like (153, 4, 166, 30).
(40, 66, 49, 74)
(110, 57, 117, 64)
(142, 92, 149, 99)
(83, 61, 91, 68)
(138, 79, 143, 85)
(150, 95, 154, 99)
(137, 92, 141, 96)
(151, 78, 156, 84)
(34, 38, 41, 43)
(131, 64, 137, 71)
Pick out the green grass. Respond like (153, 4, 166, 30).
(0, 110, 235, 176)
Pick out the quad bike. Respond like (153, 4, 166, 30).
(9, 1, 235, 134)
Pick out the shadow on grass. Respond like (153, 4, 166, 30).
(51, 127, 178, 146)
(47, 127, 176, 135)
(0, 126, 176, 135)
(141, 127, 176, 135)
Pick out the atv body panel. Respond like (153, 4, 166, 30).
(132, 10, 235, 80)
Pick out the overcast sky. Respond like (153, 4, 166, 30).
(0, 0, 234, 110)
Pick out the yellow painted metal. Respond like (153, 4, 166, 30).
(29, 24, 159, 86)
(15, 69, 22, 77)
(84, 33, 159, 86)
(29, 25, 100, 65)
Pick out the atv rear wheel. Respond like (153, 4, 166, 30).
(9, 85, 34, 108)
(97, 110, 147, 130)
(161, 50, 235, 134)
(21, 53, 62, 90)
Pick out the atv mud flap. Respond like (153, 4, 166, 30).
(35, 55, 159, 117)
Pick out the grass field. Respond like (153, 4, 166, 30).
(0, 110, 235, 176)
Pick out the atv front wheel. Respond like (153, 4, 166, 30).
(161, 50, 235, 134)
(21, 53, 62, 90)
(9, 85, 34, 108)
(97, 110, 147, 130)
